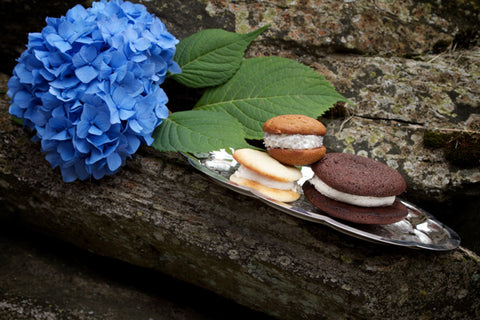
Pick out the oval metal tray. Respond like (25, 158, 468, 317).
(183, 150, 461, 251)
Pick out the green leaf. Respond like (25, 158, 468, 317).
(194, 56, 349, 139)
(152, 110, 251, 153)
(171, 25, 268, 88)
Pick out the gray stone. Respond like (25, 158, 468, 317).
(1, 86, 480, 319)
(230, 0, 480, 56)
(1, 0, 480, 319)
(0, 224, 272, 320)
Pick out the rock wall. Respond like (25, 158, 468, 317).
(1, 85, 479, 318)
(1, 1, 480, 319)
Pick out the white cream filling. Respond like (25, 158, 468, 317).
(309, 175, 395, 207)
(233, 165, 298, 191)
(264, 133, 324, 149)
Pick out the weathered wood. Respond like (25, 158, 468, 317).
(0, 75, 479, 320)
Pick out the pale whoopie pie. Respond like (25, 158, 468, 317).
(302, 153, 408, 225)
(263, 114, 327, 166)
(229, 148, 302, 202)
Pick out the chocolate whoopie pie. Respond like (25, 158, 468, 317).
(303, 153, 408, 225)
(262, 114, 327, 166)
(303, 183, 408, 225)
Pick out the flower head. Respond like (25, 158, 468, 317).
(8, 0, 180, 182)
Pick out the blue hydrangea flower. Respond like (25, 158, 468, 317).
(7, 0, 180, 182)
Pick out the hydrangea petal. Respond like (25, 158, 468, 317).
(126, 135, 141, 154)
(143, 134, 153, 145)
(12, 90, 34, 107)
(26, 107, 49, 126)
(50, 76, 80, 89)
(131, 54, 148, 63)
(74, 161, 91, 181)
(45, 33, 72, 53)
(156, 104, 169, 120)
(92, 162, 107, 180)
(58, 21, 76, 42)
(168, 60, 182, 74)
(119, 109, 135, 120)
(58, 141, 75, 161)
(80, 45, 98, 63)
(107, 152, 122, 171)
(76, 122, 89, 139)
(134, 37, 151, 51)
(45, 152, 61, 169)
(15, 64, 35, 85)
(9, 104, 26, 119)
(88, 133, 114, 148)
(66, 4, 88, 22)
(128, 119, 143, 133)
(74, 137, 91, 153)
(60, 165, 78, 182)
(88, 125, 104, 136)
(75, 65, 98, 83)
(86, 149, 103, 164)
(94, 112, 111, 132)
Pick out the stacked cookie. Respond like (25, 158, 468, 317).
(263, 114, 327, 166)
(230, 148, 302, 203)
(302, 153, 407, 225)
(229, 114, 408, 225)
(229, 114, 327, 203)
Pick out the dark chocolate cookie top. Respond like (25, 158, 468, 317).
(311, 153, 406, 197)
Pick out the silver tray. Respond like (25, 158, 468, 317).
(183, 150, 461, 251)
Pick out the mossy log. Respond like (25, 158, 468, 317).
(0, 80, 479, 320)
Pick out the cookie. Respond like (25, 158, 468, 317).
(263, 114, 327, 135)
(311, 153, 406, 197)
(230, 148, 302, 202)
(303, 182, 408, 225)
(262, 114, 327, 166)
(230, 175, 301, 203)
(304, 153, 408, 224)
(232, 148, 302, 182)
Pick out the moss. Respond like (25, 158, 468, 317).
(391, 104, 402, 115)
(423, 130, 449, 148)
(343, 145, 356, 154)
(439, 108, 457, 118)
(424, 129, 480, 168)
(262, 7, 277, 24)
(235, 8, 251, 34)
(444, 132, 480, 168)
(418, 289, 427, 299)
(368, 130, 383, 144)
(340, 255, 352, 264)
(344, 135, 356, 145)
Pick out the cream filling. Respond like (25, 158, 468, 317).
(264, 133, 324, 149)
(232, 165, 298, 191)
(309, 175, 395, 207)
